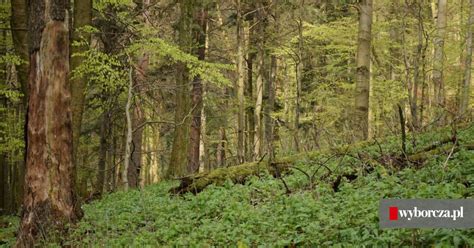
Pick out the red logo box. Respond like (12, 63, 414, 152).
(389, 206, 398, 221)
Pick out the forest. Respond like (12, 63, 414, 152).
(0, 0, 473, 246)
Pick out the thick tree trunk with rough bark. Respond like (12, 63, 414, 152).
(169, 0, 202, 177)
(432, 0, 447, 124)
(71, 0, 92, 198)
(354, 0, 373, 141)
(17, 0, 79, 246)
(168, 62, 190, 178)
(460, 0, 474, 116)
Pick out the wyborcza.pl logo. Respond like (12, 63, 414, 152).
(388, 206, 463, 221)
(379, 199, 474, 228)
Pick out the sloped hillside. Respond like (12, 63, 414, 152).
(3, 125, 474, 247)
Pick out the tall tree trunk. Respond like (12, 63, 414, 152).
(236, 0, 245, 164)
(0, 4, 8, 214)
(0, 150, 9, 214)
(432, 0, 447, 125)
(122, 66, 134, 190)
(127, 58, 147, 188)
(70, 0, 92, 198)
(199, 95, 208, 172)
(245, 17, 255, 161)
(10, 0, 28, 215)
(410, 3, 424, 130)
(216, 127, 226, 168)
(294, 18, 303, 151)
(264, 55, 277, 160)
(168, 62, 190, 177)
(126, 0, 150, 187)
(109, 134, 117, 191)
(188, 7, 207, 173)
(254, 4, 266, 159)
(10, 0, 28, 101)
(420, 2, 432, 128)
(94, 112, 108, 196)
(254, 49, 264, 159)
(460, 0, 474, 116)
(246, 49, 256, 161)
(129, 102, 144, 188)
(17, 1, 79, 245)
(105, 125, 115, 192)
(354, 0, 373, 141)
(168, 1, 197, 177)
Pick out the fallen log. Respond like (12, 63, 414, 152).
(418, 135, 456, 153)
(170, 159, 293, 194)
(408, 143, 474, 165)
(171, 141, 474, 195)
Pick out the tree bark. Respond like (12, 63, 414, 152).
(216, 127, 226, 168)
(254, 49, 264, 159)
(411, 2, 424, 130)
(17, 1, 79, 245)
(125, 0, 150, 187)
(70, 0, 92, 198)
(264, 55, 277, 160)
(122, 66, 133, 190)
(460, 0, 474, 116)
(127, 57, 147, 188)
(254, 4, 266, 159)
(129, 101, 144, 188)
(10, 0, 28, 215)
(246, 62, 256, 160)
(294, 18, 303, 151)
(188, 7, 207, 174)
(108, 133, 117, 191)
(169, 0, 199, 177)
(168, 61, 190, 178)
(199, 95, 208, 172)
(94, 112, 108, 196)
(10, 0, 28, 101)
(432, 0, 447, 125)
(0, 153, 8, 214)
(354, 0, 373, 141)
(236, 0, 246, 164)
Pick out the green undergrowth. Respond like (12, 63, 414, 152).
(0, 215, 18, 247)
(3, 126, 474, 247)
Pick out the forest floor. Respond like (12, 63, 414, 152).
(1, 125, 474, 247)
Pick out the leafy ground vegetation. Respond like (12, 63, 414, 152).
(2, 125, 474, 247)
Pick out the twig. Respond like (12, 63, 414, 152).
(442, 140, 458, 170)
(279, 177, 291, 195)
